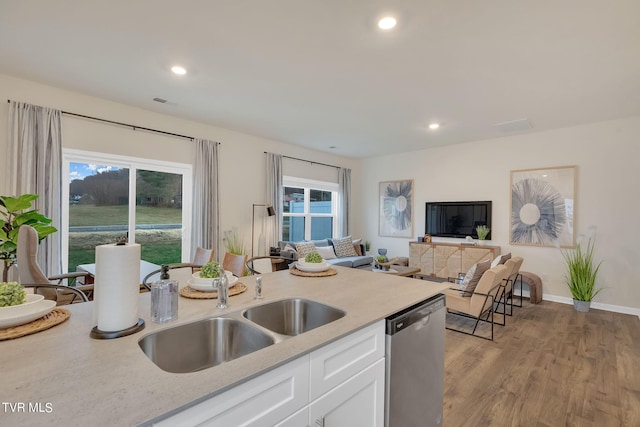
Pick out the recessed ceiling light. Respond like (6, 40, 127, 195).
(378, 17, 397, 30)
(171, 66, 187, 75)
(428, 123, 440, 130)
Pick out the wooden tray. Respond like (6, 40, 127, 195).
(0, 308, 71, 341)
(289, 267, 338, 277)
(179, 282, 247, 299)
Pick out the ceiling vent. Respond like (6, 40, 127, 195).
(494, 118, 532, 132)
(153, 97, 168, 104)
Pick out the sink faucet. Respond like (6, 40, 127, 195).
(216, 267, 229, 309)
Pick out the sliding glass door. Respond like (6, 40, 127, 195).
(63, 150, 192, 273)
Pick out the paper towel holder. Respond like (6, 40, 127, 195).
(90, 318, 145, 340)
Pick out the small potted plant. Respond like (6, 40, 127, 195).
(476, 225, 490, 245)
(562, 237, 603, 312)
(364, 241, 371, 254)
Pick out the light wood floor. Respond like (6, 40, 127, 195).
(443, 299, 640, 427)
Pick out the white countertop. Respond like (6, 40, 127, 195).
(1, 267, 448, 426)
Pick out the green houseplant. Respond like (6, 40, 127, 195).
(561, 237, 603, 312)
(0, 194, 57, 282)
(476, 225, 490, 243)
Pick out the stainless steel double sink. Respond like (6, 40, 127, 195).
(138, 298, 346, 373)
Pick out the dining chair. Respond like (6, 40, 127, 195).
(17, 224, 94, 303)
(192, 247, 214, 266)
(245, 256, 290, 275)
(22, 283, 89, 304)
(222, 252, 248, 277)
(141, 262, 199, 291)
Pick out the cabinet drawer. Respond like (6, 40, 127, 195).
(309, 320, 384, 401)
(155, 356, 309, 427)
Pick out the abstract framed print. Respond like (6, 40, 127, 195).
(379, 179, 414, 238)
(510, 166, 576, 248)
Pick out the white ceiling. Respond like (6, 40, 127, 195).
(1, 1, 639, 158)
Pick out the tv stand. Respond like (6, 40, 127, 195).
(409, 241, 500, 278)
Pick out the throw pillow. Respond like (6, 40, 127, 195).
(295, 242, 316, 258)
(353, 244, 362, 256)
(500, 253, 512, 264)
(459, 259, 491, 296)
(332, 236, 358, 258)
(490, 254, 501, 268)
(283, 243, 297, 255)
(315, 245, 337, 260)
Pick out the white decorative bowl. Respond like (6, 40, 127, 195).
(0, 293, 44, 312)
(0, 295, 56, 329)
(187, 274, 238, 292)
(295, 260, 330, 273)
(190, 270, 234, 286)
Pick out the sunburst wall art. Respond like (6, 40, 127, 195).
(510, 166, 576, 248)
(379, 179, 414, 238)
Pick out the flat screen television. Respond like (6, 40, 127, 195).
(425, 201, 492, 239)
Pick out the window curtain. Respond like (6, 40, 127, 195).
(8, 101, 63, 276)
(338, 167, 352, 237)
(265, 153, 282, 249)
(191, 139, 220, 261)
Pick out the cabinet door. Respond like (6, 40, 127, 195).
(155, 355, 309, 427)
(409, 243, 434, 275)
(461, 247, 496, 272)
(274, 406, 309, 427)
(433, 245, 462, 278)
(309, 358, 385, 427)
(309, 320, 385, 401)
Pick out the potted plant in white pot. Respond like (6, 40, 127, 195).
(476, 225, 490, 245)
(561, 237, 603, 312)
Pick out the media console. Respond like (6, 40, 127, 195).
(409, 241, 501, 279)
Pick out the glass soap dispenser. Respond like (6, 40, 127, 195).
(150, 264, 179, 323)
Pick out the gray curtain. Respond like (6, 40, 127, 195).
(265, 153, 282, 249)
(8, 101, 63, 276)
(191, 139, 220, 261)
(338, 167, 351, 237)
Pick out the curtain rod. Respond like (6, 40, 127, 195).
(7, 99, 199, 141)
(265, 152, 341, 169)
(62, 111, 196, 141)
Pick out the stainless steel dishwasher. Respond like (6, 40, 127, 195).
(385, 293, 446, 427)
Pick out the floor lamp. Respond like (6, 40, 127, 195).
(251, 204, 276, 257)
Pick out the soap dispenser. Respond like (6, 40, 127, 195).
(150, 265, 179, 323)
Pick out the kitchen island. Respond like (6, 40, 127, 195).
(1, 266, 448, 426)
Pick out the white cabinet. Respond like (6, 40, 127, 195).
(309, 320, 385, 400)
(309, 358, 385, 427)
(154, 321, 386, 427)
(154, 356, 309, 427)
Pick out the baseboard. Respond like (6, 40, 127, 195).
(541, 294, 640, 317)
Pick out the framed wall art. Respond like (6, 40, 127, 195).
(379, 179, 414, 238)
(510, 165, 576, 248)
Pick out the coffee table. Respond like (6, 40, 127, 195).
(370, 265, 421, 277)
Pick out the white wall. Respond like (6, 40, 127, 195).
(360, 116, 640, 313)
(0, 74, 362, 257)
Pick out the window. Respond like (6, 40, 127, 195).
(282, 177, 338, 241)
(62, 149, 192, 273)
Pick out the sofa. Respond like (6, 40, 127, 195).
(277, 237, 373, 269)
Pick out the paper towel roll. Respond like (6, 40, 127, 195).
(93, 243, 141, 332)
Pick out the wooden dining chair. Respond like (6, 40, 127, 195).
(222, 252, 248, 277)
(192, 247, 215, 266)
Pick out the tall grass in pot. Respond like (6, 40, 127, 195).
(561, 237, 603, 312)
